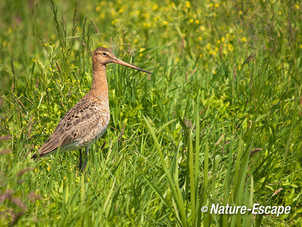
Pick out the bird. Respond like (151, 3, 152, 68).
(32, 47, 151, 171)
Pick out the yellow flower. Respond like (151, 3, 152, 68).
(35, 168, 37, 173)
(112, 19, 120, 25)
(215, 3, 219, 8)
(278, 11, 282, 15)
(185, 1, 191, 8)
(96, 6, 100, 12)
(99, 13, 105, 19)
(47, 166, 50, 171)
(153, 4, 158, 10)
(64, 176, 67, 180)
(195, 19, 200, 24)
(111, 9, 116, 17)
(142, 22, 151, 28)
(198, 36, 202, 41)
(200, 26, 205, 31)
(295, 4, 299, 9)
(228, 43, 234, 51)
(118, 7, 125, 14)
(241, 37, 247, 42)
(300, 44, 302, 49)
(189, 19, 194, 23)
(209, 50, 213, 55)
(221, 37, 225, 42)
(162, 21, 168, 26)
(239, 10, 243, 15)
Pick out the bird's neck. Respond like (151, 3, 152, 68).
(90, 63, 109, 102)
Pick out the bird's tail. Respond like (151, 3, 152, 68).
(31, 152, 47, 159)
(31, 153, 38, 159)
(31, 139, 58, 159)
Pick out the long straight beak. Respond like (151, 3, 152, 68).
(112, 58, 151, 74)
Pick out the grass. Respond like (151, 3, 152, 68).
(0, 0, 301, 226)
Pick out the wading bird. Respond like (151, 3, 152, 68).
(32, 47, 151, 171)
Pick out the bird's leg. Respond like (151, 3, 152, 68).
(79, 149, 83, 170)
(81, 147, 89, 172)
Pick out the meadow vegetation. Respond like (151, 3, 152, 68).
(0, 0, 301, 226)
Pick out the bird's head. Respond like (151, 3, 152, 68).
(93, 47, 151, 74)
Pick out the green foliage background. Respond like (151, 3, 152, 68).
(0, 0, 301, 226)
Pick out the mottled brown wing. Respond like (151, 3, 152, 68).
(33, 96, 108, 158)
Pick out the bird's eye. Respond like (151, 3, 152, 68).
(102, 52, 107, 56)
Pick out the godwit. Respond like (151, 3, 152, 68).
(32, 47, 151, 171)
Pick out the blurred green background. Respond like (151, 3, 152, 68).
(0, 0, 301, 226)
